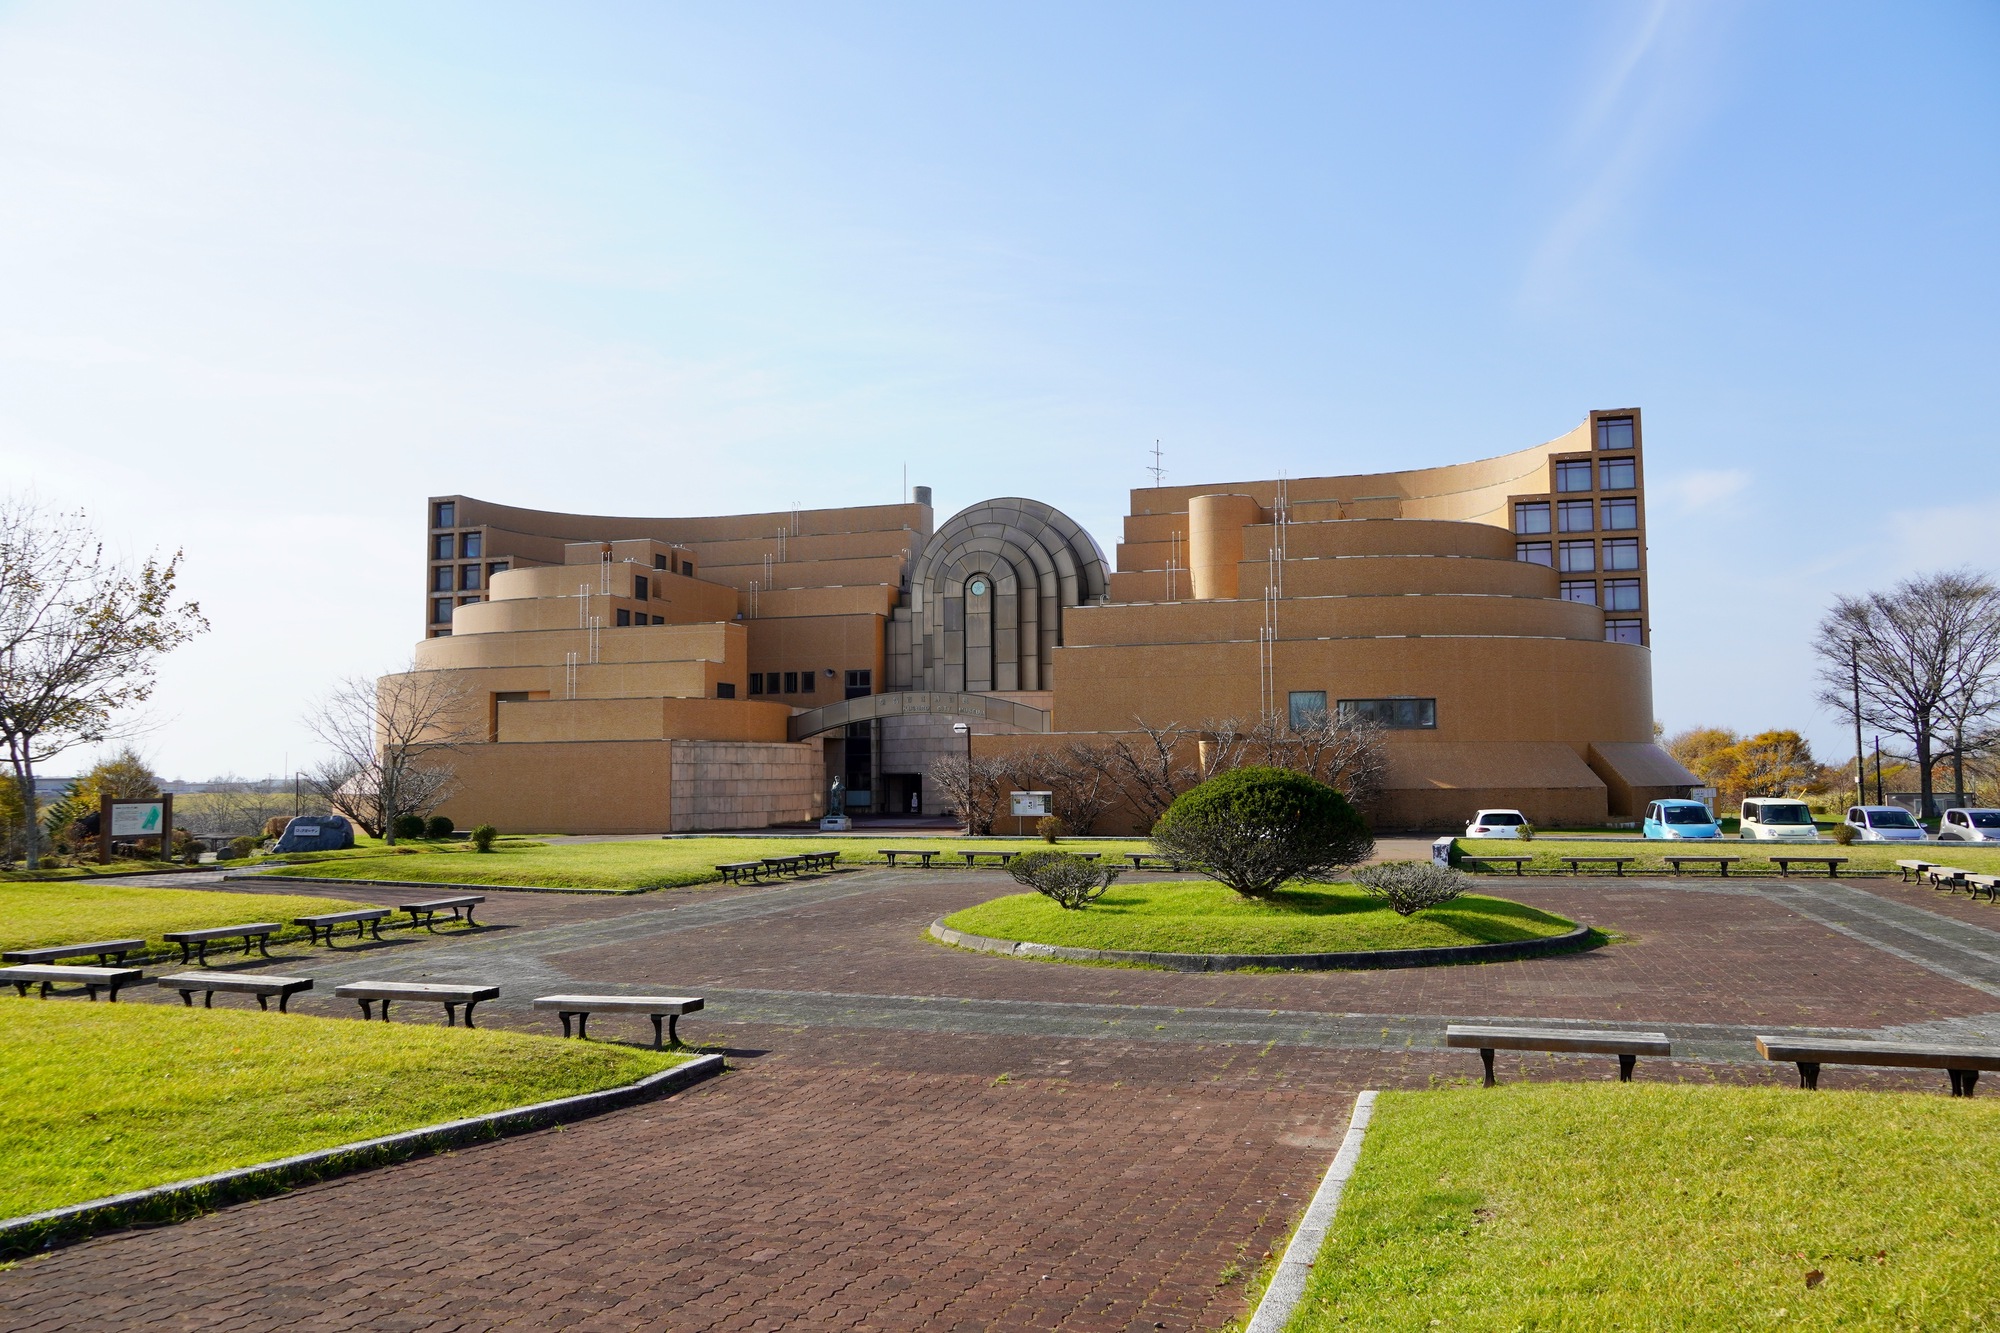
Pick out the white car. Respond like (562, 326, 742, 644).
(1739, 798, 1820, 841)
(1843, 805, 1927, 843)
(1938, 808, 2000, 843)
(1465, 809, 1530, 838)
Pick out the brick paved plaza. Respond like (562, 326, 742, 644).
(5, 866, 1999, 1331)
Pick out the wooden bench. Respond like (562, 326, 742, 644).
(399, 895, 484, 932)
(715, 860, 764, 884)
(1460, 855, 1531, 875)
(1771, 856, 1847, 878)
(294, 908, 390, 946)
(163, 923, 279, 966)
(1926, 865, 1972, 892)
(334, 981, 499, 1027)
(761, 855, 806, 877)
(960, 850, 1017, 867)
(158, 972, 313, 1013)
(1, 964, 144, 1001)
(1124, 853, 1186, 872)
(880, 849, 941, 867)
(1559, 856, 1636, 876)
(1664, 855, 1740, 876)
(1896, 858, 1938, 882)
(805, 851, 838, 873)
(1755, 1034, 2000, 1096)
(532, 994, 704, 1049)
(2, 938, 146, 966)
(1446, 1023, 1671, 1086)
(1966, 873, 2000, 903)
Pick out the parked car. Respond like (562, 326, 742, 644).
(1843, 806, 1927, 842)
(1738, 798, 1821, 842)
(1465, 809, 1530, 838)
(1937, 808, 2000, 843)
(1642, 799, 1722, 840)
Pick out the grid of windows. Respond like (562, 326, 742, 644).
(1288, 690, 1328, 730)
(1605, 618, 1643, 644)
(1599, 456, 1636, 490)
(1516, 541, 1553, 566)
(1557, 500, 1593, 532)
(1558, 540, 1595, 573)
(1602, 497, 1638, 530)
(1338, 697, 1437, 729)
(1604, 538, 1640, 570)
(1513, 502, 1551, 534)
(1560, 580, 1597, 605)
(1596, 417, 1635, 450)
(461, 532, 482, 558)
(1554, 460, 1593, 492)
(1604, 578, 1642, 612)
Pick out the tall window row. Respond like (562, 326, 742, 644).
(1513, 497, 1638, 534)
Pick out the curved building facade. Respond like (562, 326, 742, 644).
(402, 407, 1692, 833)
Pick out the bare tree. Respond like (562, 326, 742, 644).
(1201, 712, 1386, 811)
(304, 666, 480, 843)
(1000, 741, 1123, 835)
(1103, 719, 1202, 828)
(0, 498, 207, 868)
(1814, 570, 2000, 819)
(927, 752, 1011, 834)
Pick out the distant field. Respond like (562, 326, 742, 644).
(256, 836, 1149, 892)
(1452, 838, 2000, 876)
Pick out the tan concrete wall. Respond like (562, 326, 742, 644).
(436, 741, 677, 834)
(496, 696, 792, 744)
(417, 621, 740, 671)
(1188, 494, 1264, 600)
(746, 614, 887, 701)
(668, 740, 824, 831)
(1062, 592, 1605, 647)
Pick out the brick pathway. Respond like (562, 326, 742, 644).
(4, 868, 1998, 1330)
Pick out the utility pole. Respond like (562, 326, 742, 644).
(1851, 648, 1864, 809)
(1873, 736, 1884, 806)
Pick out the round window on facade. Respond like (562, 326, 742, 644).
(967, 577, 989, 597)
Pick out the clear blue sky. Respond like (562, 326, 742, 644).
(1, 1, 1994, 779)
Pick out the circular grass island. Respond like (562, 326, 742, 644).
(932, 880, 1593, 972)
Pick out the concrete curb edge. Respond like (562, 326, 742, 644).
(1244, 1089, 1377, 1333)
(0, 1052, 725, 1257)
(928, 919, 1596, 972)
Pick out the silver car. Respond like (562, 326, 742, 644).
(1938, 808, 2000, 842)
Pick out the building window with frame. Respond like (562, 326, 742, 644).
(654, 554, 667, 570)
(1516, 541, 1553, 566)
(458, 595, 479, 607)
(615, 608, 631, 627)
(1560, 580, 1597, 605)
(634, 575, 648, 601)
(801, 670, 815, 694)
(1604, 538, 1640, 570)
(1287, 690, 1328, 730)
(681, 560, 694, 577)
(1599, 456, 1636, 490)
(1602, 497, 1638, 531)
(434, 534, 454, 560)
(1604, 578, 1642, 612)
(749, 672, 764, 695)
(461, 532, 482, 559)
(432, 566, 453, 592)
(458, 565, 479, 591)
(1596, 416, 1635, 450)
(845, 669, 872, 693)
(1605, 618, 1643, 644)
(487, 561, 508, 579)
(433, 501, 455, 528)
(1554, 460, 1593, 493)
(1338, 697, 1437, 729)
(777, 671, 792, 693)
(717, 682, 736, 699)
(1557, 500, 1593, 533)
(652, 615, 664, 625)
(432, 598, 453, 624)
(1513, 502, 1551, 534)
(1558, 540, 1595, 573)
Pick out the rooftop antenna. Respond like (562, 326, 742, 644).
(1146, 440, 1167, 489)
(902, 463, 907, 503)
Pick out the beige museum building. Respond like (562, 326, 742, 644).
(401, 407, 1696, 834)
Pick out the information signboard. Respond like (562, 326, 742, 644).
(1010, 791, 1052, 818)
(109, 802, 164, 836)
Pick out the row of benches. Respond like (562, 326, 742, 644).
(1461, 854, 1849, 877)
(0, 895, 488, 972)
(714, 852, 840, 884)
(1900, 858, 2000, 901)
(1445, 1023, 2000, 1097)
(715, 849, 1186, 878)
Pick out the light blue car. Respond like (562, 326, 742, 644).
(1643, 798, 1722, 840)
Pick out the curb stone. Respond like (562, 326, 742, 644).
(1244, 1090, 1377, 1333)
(0, 1052, 724, 1257)
(928, 919, 1596, 972)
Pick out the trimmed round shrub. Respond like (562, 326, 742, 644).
(471, 824, 498, 853)
(1150, 766, 1373, 898)
(1829, 823, 1858, 846)
(1006, 850, 1120, 910)
(1352, 861, 1473, 916)
(424, 815, 454, 840)
(390, 813, 427, 842)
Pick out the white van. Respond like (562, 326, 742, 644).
(1739, 798, 1820, 841)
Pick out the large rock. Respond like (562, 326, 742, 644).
(272, 815, 356, 853)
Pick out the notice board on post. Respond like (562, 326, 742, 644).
(100, 794, 174, 864)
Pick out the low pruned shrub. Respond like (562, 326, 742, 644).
(424, 815, 454, 840)
(1036, 815, 1066, 844)
(1830, 823, 1858, 845)
(226, 836, 257, 861)
(1352, 860, 1473, 917)
(389, 814, 427, 842)
(471, 824, 498, 853)
(1007, 850, 1121, 910)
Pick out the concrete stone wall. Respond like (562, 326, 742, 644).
(669, 740, 825, 832)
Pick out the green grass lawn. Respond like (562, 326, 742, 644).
(256, 836, 1148, 892)
(0, 859, 192, 882)
(941, 880, 1576, 955)
(1285, 1083, 2000, 1330)
(0, 882, 383, 956)
(0, 1002, 683, 1218)
(1454, 837, 2000, 876)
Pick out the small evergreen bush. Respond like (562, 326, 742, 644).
(1007, 850, 1120, 910)
(390, 813, 427, 842)
(1150, 766, 1373, 898)
(1517, 824, 1536, 842)
(1036, 815, 1066, 843)
(226, 836, 257, 861)
(471, 824, 498, 853)
(1352, 861, 1474, 916)
(1830, 823, 1858, 845)
(424, 815, 454, 840)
